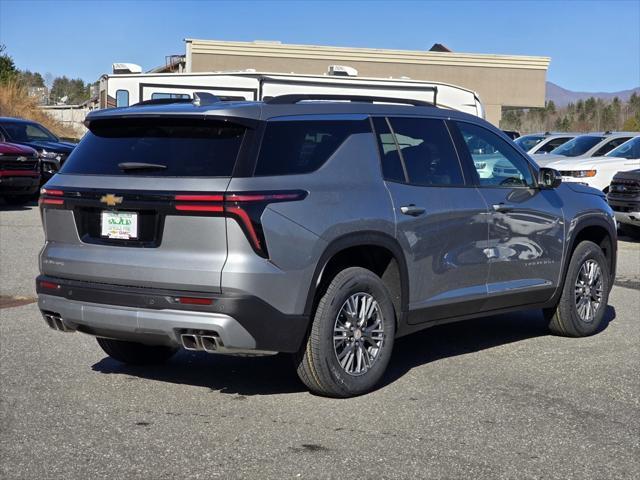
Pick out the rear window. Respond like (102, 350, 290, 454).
(550, 135, 604, 157)
(514, 135, 544, 151)
(60, 118, 245, 176)
(254, 119, 370, 176)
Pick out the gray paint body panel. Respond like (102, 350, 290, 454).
(38, 101, 618, 353)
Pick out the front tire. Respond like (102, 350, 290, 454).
(295, 267, 396, 398)
(96, 337, 177, 365)
(545, 240, 610, 337)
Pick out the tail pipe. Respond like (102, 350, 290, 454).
(180, 331, 223, 353)
(42, 311, 74, 333)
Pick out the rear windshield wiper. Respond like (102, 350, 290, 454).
(118, 162, 167, 171)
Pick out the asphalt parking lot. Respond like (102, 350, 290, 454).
(1, 202, 639, 480)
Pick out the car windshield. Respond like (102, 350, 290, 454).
(514, 135, 544, 151)
(607, 136, 640, 159)
(549, 135, 604, 157)
(0, 121, 59, 143)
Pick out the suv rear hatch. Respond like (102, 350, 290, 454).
(39, 116, 250, 293)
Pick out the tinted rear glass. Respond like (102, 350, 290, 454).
(514, 135, 544, 151)
(550, 135, 603, 157)
(254, 119, 370, 176)
(60, 118, 245, 176)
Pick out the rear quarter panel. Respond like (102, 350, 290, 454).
(223, 132, 396, 314)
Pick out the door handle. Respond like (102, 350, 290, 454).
(492, 203, 513, 213)
(400, 205, 425, 216)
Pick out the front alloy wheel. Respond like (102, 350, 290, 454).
(546, 240, 610, 337)
(574, 259, 604, 323)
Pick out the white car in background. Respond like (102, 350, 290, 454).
(533, 132, 636, 167)
(514, 132, 577, 155)
(546, 135, 640, 192)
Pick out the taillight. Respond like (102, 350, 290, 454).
(174, 190, 307, 257)
(39, 280, 61, 290)
(40, 188, 64, 196)
(39, 188, 65, 208)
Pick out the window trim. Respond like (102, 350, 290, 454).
(371, 115, 471, 188)
(384, 117, 410, 183)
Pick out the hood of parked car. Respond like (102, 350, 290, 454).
(0, 142, 38, 156)
(15, 140, 76, 154)
(531, 154, 565, 167)
(547, 155, 639, 172)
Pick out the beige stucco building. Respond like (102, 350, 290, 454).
(182, 39, 550, 126)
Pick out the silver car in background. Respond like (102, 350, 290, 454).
(514, 132, 577, 155)
(533, 131, 636, 167)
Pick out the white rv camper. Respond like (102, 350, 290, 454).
(98, 68, 485, 117)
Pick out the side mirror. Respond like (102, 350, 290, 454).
(538, 168, 562, 189)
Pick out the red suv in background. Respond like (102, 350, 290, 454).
(0, 142, 40, 205)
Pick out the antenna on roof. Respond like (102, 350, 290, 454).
(193, 92, 221, 107)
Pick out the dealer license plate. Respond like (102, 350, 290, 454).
(101, 211, 138, 240)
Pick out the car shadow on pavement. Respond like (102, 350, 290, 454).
(379, 305, 616, 389)
(91, 306, 616, 397)
(0, 199, 38, 211)
(92, 350, 306, 396)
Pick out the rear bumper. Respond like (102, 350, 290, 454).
(0, 174, 40, 195)
(36, 275, 309, 353)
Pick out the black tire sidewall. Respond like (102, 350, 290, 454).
(314, 268, 395, 396)
(562, 241, 610, 336)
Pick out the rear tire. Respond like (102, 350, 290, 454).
(96, 337, 177, 365)
(294, 267, 396, 398)
(545, 240, 610, 337)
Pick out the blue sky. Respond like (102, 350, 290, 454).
(1, 0, 638, 92)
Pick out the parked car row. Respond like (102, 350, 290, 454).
(607, 168, 640, 237)
(514, 131, 578, 155)
(515, 131, 639, 237)
(0, 141, 40, 204)
(0, 117, 77, 204)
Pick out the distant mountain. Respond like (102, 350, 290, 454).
(546, 81, 640, 107)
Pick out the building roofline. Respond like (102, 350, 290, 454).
(184, 38, 550, 70)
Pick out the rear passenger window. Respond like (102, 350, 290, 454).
(374, 117, 464, 186)
(255, 120, 370, 176)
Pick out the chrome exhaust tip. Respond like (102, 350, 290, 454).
(180, 333, 201, 351)
(43, 313, 56, 330)
(42, 311, 74, 332)
(200, 335, 219, 353)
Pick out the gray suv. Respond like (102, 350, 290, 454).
(37, 94, 617, 397)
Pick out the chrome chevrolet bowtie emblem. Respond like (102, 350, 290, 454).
(100, 194, 123, 207)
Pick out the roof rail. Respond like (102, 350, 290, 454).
(265, 93, 436, 107)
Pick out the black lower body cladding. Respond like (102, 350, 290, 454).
(36, 275, 310, 353)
